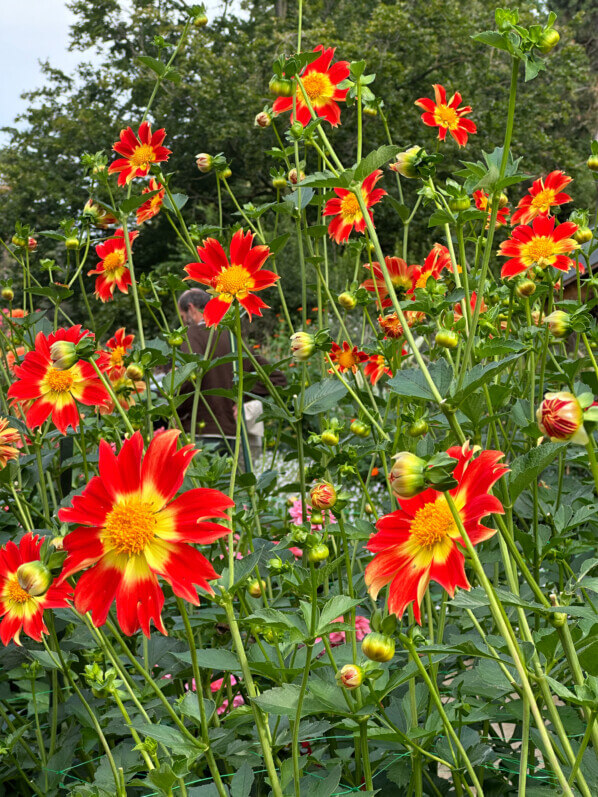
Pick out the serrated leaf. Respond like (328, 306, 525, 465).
(508, 442, 566, 502)
(138, 55, 167, 77)
(472, 31, 510, 52)
(163, 192, 188, 212)
(388, 359, 452, 401)
(129, 721, 204, 753)
(284, 187, 314, 210)
(300, 379, 348, 415)
(120, 190, 160, 215)
(451, 352, 524, 402)
(171, 648, 241, 673)
(317, 595, 361, 634)
(230, 761, 254, 797)
(354, 144, 400, 182)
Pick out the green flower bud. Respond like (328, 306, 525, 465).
(389, 452, 426, 500)
(17, 561, 52, 597)
(336, 664, 365, 689)
(361, 632, 395, 662)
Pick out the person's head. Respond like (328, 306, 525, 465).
(178, 289, 211, 326)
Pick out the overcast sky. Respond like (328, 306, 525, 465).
(0, 0, 233, 141)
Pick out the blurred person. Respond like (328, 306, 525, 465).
(177, 288, 286, 467)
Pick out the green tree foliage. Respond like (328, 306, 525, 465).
(0, 0, 594, 320)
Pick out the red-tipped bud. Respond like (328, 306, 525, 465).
(195, 153, 213, 173)
(27, 238, 37, 251)
(361, 632, 395, 662)
(537, 392, 588, 445)
(389, 452, 426, 500)
(389, 146, 421, 179)
(310, 482, 337, 510)
(17, 561, 52, 597)
(336, 664, 364, 689)
(288, 168, 305, 185)
(290, 331, 315, 361)
(255, 111, 272, 128)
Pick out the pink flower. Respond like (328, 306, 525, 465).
(317, 612, 371, 646)
(211, 676, 238, 692)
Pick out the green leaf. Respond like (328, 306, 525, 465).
(450, 352, 524, 402)
(388, 359, 452, 401)
(230, 761, 254, 797)
(428, 208, 454, 227)
(170, 362, 197, 392)
(317, 595, 361, 634)
(300, 379, 348, 415)
(354, 144, 400, 182)
(269, 233, 290, 254)
(172, 648, 241, 673)
(246, 608, 307, 637)
(148, 765, 177, 795)
(163, 192, 189, 212)
(284, 187, 314, 210)
(302, 764, 341, 797)
(179, 692, 215, 725)
(508, 442, 566, 502)
(129, 721, 204, 753)
(119, 190, 160, 215)
(472, 31, 510, 52)
(138, 55, 167, 77)
(475, 339, 527, 358)
(299, 171, 352, 189)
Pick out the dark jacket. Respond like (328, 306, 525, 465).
(179, 324, 287, 438)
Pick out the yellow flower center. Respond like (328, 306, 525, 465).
(337, 350, 357, 369)
(110, 346, 126, 367)
(130, 144, 156, 169)
(410, 497, 457, 549)
(45, 367, 75, 393)
(300, 72, 334, 104)
(102, 251, 126, 273)
(415, 272, 431, 289)
(340, 192, 362, 223)
(433, 104, 459, 130)
(522, 236, 557, 267)
(103, 498, 157, 555)
(214, 264, 252, 298)
(5, 575, 31, 604)
(530, 188, 556, 212)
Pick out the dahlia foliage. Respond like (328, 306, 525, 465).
(2, 6, 598, 797)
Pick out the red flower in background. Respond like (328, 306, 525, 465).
(411, 244, 454, 290)
(184, 229, 279, 327)
(511, 171, 572, 225)
(415, 85, 477, 147)
(362, 257, 418, 307)
(0, 533, 72, 646)
(499, 216, 579, 279)
(365, 443, 507, 623)
(272, 46, 350, 127)
(89, 229, 138, 302)
(59, 431, 234, 637)
(454, 291, 487, 321)
(473, 190, 511, 228)
(0, 418, 20, 468)
(364, 354, 392, 385)
(322, 170, 386, 244)
(7, 327, 109, 434)
(136, 178, 165, 225)
(97, 328, 135, 379)
(328, 341, 368, 374)
(108, 122, 171, 186)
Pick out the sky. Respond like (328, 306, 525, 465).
(0, 0, 233, 141)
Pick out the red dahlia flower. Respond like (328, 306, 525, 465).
(412, 243, 454, 290)
(415, 85, 477, 147)
(473, 190, 510, 228)
(322, 170, 386, 244)
(454, 291, 487, 321)
(7, 327, 110, 434)
(362, 257, 419, 307)
(89, 229, 138, 302)
(108, 122, 171, 186)
(0, 418, 20, 468)
(59, 430, 234, 636)
(97, 327, 135, 379)
(364, 354, 392, 385)
(511, 170, 572, 226)
(377, 311, 424, 339)
(328, 341, 368, 374)
(272, 46, 350, 127)
(136, 178, 165, 225)
(499, 216, 579, 279)
(184, 229, 279, 327)
(365, 443, 507, 623)
(0, 533, 72, 646)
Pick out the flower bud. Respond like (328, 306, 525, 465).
(269, 76, 293, 97)
(361, 632, 395, 662)
(515, 279, 536, 298)
(537, 392, 588, 445)
(310, 482, 337, 510)
(50, 340, 78, 371)
(247, 578, 266, 598)
(574, 227, 593, 245)
(320, 430, 339, 446)
(17, 561, 52, 597)
(308, 543, 329, 562)
(125, 363, 144, 381)
(497, 192, 509, 209)
(195, 153, 213, 173)
(290, 331, 315, 361)
(65, 236, 79, 250)
(350, 420, 370, 437)
(288, 168, 305, 185)
(309, 510, 323, 524)
(51, 536, 65, 550)
(193, 10, 208, 27)
(537, 28, 560, 53)
(272, 175, 287, 189)
(289, 121, 304, 139)
(27, 238, 37, 251)
(389, 146, 421, 179)
(408, 419, 428, 437)
(11, 235, 27, 248)
(220, 166, 232, 179)
(389, 452, 426, 500)
(338, 291, 357, 310)
(587, 155, 598, 173)
(1, 288, 14, 301)
(543, 310, 571, 339)
(254, 111, 271, 128)
(336, 664, 364, 690)
(363, 105, 378, 117)
(435, 329, 459, 349)
(83, 199, 117, 229)
(448, 195, 470, 212)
